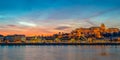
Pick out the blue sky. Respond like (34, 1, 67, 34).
(0, 0, 120, 35)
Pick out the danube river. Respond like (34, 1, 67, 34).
(0, 45, 120, 60)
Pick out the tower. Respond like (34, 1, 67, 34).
(100, 23, 106, 31)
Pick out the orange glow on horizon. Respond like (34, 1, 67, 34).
(0, 32, 56, 36)
(0, 26, 72, 36)
(0, 30, 58, 36)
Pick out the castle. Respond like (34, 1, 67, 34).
(70, 23, 119, 39)
(55, 23, 120, 41)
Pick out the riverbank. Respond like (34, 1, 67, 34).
(0, 43, 120, 45)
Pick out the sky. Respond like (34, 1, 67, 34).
(0, 0, 120, 36)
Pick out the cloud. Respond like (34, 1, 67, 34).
(18, 21, 37, 27)
(7, 24, 17, 27)
(82, 7, 120, 26)
(55, 26, 71, 30)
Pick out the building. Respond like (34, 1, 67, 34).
(14, 35, 26, 42)
(0, 35, 4, 42)
(107, 28, 119, 33)
(56, 23, 120, 41)
(4, 35, 14, 42)
(4, 34, 26, 42)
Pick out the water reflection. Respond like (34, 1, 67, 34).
(0, 45, 120, 60)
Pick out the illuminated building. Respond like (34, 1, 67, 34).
(0, 35, 4, 42)
(4, 35, 14, 42)
(14, 35, 26, 42)
(4, 34, 26, 42)
(60, 23, 120, 41)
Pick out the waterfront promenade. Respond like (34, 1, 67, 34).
(0, 42, 120, 45)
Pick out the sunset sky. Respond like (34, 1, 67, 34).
(0, 0, 120, 36)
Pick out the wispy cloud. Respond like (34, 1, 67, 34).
(7, 24, 17, 27)
(18, 21, 37, 27)
(74, 7, 120, 26)
(55, 26, 71, 30)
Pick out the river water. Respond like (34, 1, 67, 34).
(0, 45, 120, 60)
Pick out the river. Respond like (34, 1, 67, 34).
(0, 45, 120, 60)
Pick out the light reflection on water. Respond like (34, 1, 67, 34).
(0, 45, 120, 60)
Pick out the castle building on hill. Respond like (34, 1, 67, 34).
(71, 23, 119, 39)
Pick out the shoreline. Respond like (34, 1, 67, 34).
(0, 43, 120, 45)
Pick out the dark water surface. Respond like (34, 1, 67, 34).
(0, 45, 120, 60)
